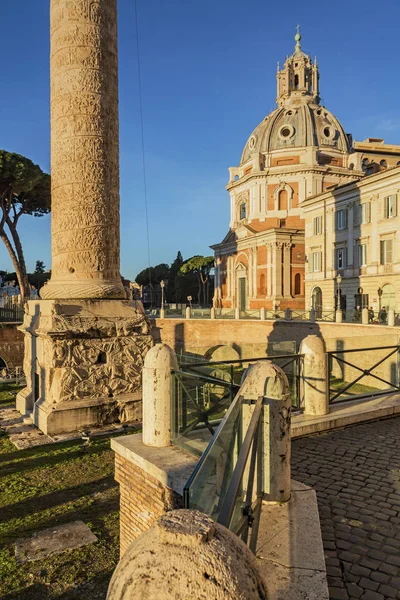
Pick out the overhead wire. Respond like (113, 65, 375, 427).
(133, 0, 153, 306)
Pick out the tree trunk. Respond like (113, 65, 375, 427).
(6, 219, 30, 301)
(0, 230, 28, 301)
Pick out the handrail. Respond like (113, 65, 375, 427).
(180, 353, 303, 369)
(328, 344, 400, 403)
(217, 395, 263, 529)
(327, 344, 400, 356)
(171, 369, 237, 388)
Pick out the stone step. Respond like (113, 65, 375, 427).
(22, 412, 33, 425)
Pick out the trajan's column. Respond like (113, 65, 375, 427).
(17, 0, 152, 435)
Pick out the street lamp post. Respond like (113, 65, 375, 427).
(335, 274, 343, 323)
(160, 280, 165, 319)
(160, 280, 165, 308)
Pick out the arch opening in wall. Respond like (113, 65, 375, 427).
(274, 182, 294, 211)
(239, 203, 246, 220)
(0, 356, 7, 370)
(311, 286, 323, 319)
(381, 283, 395, 311)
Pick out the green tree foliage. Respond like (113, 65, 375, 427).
(34, 260, 45, 274)
(135, 263, 170, 286)
(0, 151, 50, 301)
(180, 255, 214, 306)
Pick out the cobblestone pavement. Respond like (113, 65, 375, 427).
(291, 417, 400, 600)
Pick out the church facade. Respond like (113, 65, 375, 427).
(211, 32, 400, 312)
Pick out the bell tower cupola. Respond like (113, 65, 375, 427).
(276, 27, 320, 107)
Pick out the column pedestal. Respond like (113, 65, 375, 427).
(17, 299, 152, 435)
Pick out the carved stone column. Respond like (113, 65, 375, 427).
(41, 0, 125, 300)
(16, 0, 152, 435)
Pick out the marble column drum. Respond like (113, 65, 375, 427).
(42, 0, 125, 300)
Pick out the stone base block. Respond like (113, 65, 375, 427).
(35, 393, 143, 436)
(16, 387, 33, 416)
(17, 299, 152, 435)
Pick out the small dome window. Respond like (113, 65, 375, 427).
(397, 161, 400, 166)
(248, 136, 256, 149)
(323, 126, 334, 140)
(349, 163, 354, 170)
(380, 159, 387, 168)
(279, 124, 295, 140)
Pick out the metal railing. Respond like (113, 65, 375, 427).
(183, 391, 264, 546)
(327, 344, 400, 404)
(171, 352, 302, 455)
(0, 297, 24, 323)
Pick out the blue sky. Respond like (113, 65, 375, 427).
(0, 0, 400, 280)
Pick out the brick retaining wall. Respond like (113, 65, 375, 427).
(115, 451, 184, 556)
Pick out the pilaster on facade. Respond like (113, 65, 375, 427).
(283, 242, 292, 298)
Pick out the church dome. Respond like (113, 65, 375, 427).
(241, 103, 351, 164)
(240, 30, 351, 165)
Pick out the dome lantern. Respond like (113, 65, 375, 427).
(277, 27, 320, 107)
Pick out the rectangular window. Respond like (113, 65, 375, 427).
(384, 195, 397, 219)
(312, 251, 322, 272)
(355, 243, 367, 267)
(335, 209, 347, 230)
(335, 247, 347, 270)
(355, 202, 371, 225)
(380, 239, 393, 264)
(313, 215, 323, 235)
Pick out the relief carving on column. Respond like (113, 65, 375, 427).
(42, 0, 125, 300)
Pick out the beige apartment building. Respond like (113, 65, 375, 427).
(304, 165, 400, 315)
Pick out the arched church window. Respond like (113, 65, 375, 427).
(240, 203, 246, 220)
(380, 159, 387, 168)
(397, 161, 400, 166)
(259, 274, 266, 296)
(294, 74, 299, 89)
(278, 189, 288, 210)
(349, 163, 354, 170)
(294, 273, 301, 295)
(362, 158, 369, 172)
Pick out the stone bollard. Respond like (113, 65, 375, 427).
(185, 306, 191, 319)
(240, 361, 291, 503)
(388, 309, 395, 327)
(310, 308, 315, 323)
(159, 308, 165, 319)
(235, 307, 240, 320)
(299, 335, 328, 416)
(260, 307, 266, 320)
(285, 307, 292, 321)
(107, 510, 267, 600)
(362, 307, 368, 325)
(335, 309, 343, 323)
(142, 344, 178, 447)
(210, 307, 216, 319)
